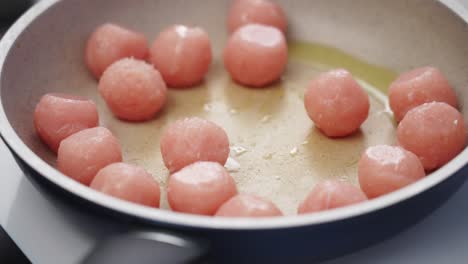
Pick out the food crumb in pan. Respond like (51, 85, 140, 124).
(260, 115, 271, 123)
(203, 103, 213, 112)
(225, 157, 241, 172)
(262, 152, 274, 160)
(289, 147, 298, 156)
(231, 145, 248, 156)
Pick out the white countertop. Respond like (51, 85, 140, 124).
(2, 1, 468, 263)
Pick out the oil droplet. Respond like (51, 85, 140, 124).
(454, 119, 459, 125)
(301, 140, 309, 145)
(203, 103, 212, 112)
(230, 109, 238, 115)
(339, 175, 349, 182)
(260, 115, 271, 123)
(290, 147, 298, 156)
(225, 157, 241, 172)
(231, 145, 248, 156)
(275, 175, 280, 180)
(263, 153, 274, 160)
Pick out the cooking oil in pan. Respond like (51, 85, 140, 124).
(100, 41, 398, 215)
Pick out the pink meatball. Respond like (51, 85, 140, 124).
(397, 102, 466, 171)
(298, 180, 368, 214)
(227, 0, 287, 34)
(358, 145, 426, 198)
(160, 117, 230, 173)
(167, 161, 238, 215)
(224, 24, 287, 88)
(86, 23, 148, 79)
(215, 194, 282, 217)
(57, 127, 123, 185)
(90, 163, 160, 207)
(389, 67, 458, 122)
(150, 25, 212, 88)
(99, 58, 167, 121)
(304, 69, 370, 137)
(34, 93, 99, 152)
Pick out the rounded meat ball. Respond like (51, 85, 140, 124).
(397, 102, 466, 171)
(86, 23, 148, 79)
(167, 161, 238, 215)
(224, 24, 288, 88)
(99, 58, 167, 121)
(34, 93, 99, 152)
(389, 67, 458, 122)
(90, 163, 160, 207)
(304, 69, 370, 137)
(150, 25, 212, 88)
(160, 117, 230, 173)
(227, 0, 287, 34)
(215, 194, 282, 217)
(57, 127, 122, 185)
(298, 180, 367, 214)
(358, 145, 426, 198)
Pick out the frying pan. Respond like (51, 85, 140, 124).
(1, 0, 468, 263)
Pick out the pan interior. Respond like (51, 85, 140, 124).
(2, 0, 468, 217)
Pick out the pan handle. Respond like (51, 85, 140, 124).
(82, 230, 209, 264)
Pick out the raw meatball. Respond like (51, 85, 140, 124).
(86, 23, 148, 79)
(150, 25, 212, 88)
(224, 24, 287, 87)
(90, 163, 160, 207)
(227, 0, 287, 34)
(215, 194, 282, 217)
(57, 127, 123, 185)
(99, 58, 167, 121)
(160, 117, 230, 173)
(358, 145, 426, 198)
(298, 180, 367, 214)
(389, 67, 458, 122)
(304, 69, 370, 137)
(34, 93, 99, 152)
(397, 102, 466, 171)
(167, 161, 237, 215)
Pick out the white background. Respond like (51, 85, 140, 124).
(2, 1, 468, 263)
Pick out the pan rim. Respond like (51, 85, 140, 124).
(0, 0, 467, 230)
